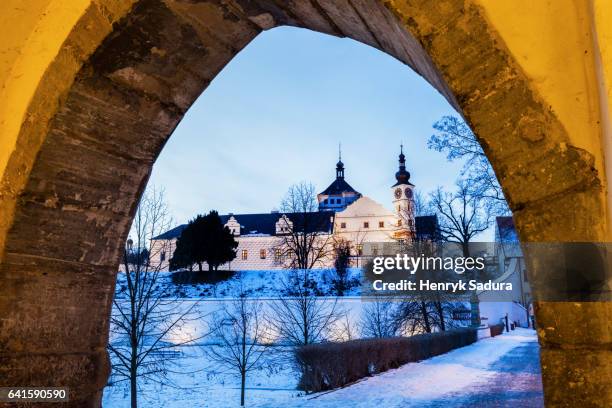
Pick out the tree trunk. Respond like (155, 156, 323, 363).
(130, 369, 137, 408)
(130, 293, 138, 408)
(435, 301, 446, 331)
(420, 301, 431, 333)
(240, 370, 246, 406)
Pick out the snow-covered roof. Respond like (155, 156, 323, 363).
(153, 211, 335, 240)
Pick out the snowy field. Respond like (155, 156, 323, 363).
(105, 269, 536, 407)
(102, 328, 538, 407)
(114, 268, 363, 299)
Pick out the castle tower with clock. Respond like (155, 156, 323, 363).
(392, 145, 416, 240)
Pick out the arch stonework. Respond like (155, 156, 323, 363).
(0, 0, 611, 406)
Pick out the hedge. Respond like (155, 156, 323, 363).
(295, 328, 478, 392)
(490, 323, 505, 337)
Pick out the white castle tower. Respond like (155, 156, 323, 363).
(391, 145, 416, 240)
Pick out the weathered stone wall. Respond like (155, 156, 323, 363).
(0, 0, 611, 406)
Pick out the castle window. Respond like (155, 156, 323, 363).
(324, 199, 328, 204)
(356, 244, 363, 256)
(372, 245, 379, 256)
(242, 250, 248, 260)
(340, 222, 346, 229)
(274, 248, 282, 261)
(260, 249, 266, 259)
(378, 221, 384, 228)
(160, 251, 166, 262)
(363, 222, 369, 229)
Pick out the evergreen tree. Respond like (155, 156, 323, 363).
(200, 211, 238, 272)
(170, 212, 238, 272)
(169, 226, 194, 271)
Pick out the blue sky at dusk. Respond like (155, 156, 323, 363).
(149, 26, 465, 226)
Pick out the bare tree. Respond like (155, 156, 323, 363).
(342, 226, 369, 268)
(269, 271, 341, 346)
(428, 115, 509, 215)
(108, 187, 199, 408)
(206, 293, 270, 407)
(329, 313, 361, 342)
(428, 181, 493, 327)
(412, 190, 429, 217)
(276, 182, 334, 269)
(388, 239, 463, 334)
(361, 297, 400, 338)
(393, 299, 432, 336)
(429, 180, 493, 257)
(395, 279, 462, 334)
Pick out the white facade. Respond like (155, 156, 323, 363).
(334, 196, 405, 251)
(149, 238, 176, 271)
(150, 194, 406, 271)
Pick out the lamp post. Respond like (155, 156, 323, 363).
(126, 238, 133, 268)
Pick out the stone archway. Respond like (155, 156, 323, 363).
(0, 0, 610, 406)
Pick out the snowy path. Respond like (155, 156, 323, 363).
(254, 328, 543, 408)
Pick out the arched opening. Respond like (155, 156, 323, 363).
(0, 1, 608, 407)
(101, 25, 534, 406)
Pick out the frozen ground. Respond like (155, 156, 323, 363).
(114, 268, 363, 299)
(102, 328, 541, 407)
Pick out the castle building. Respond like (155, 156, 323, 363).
(150, 148, 437, 271)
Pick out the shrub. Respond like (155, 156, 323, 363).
(490, 323, 505, 337)
(295, 328, 477, 392)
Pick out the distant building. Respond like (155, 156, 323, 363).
(494, 216, 532, 307)
(478, 216, 533, 328)
(150, 148, 437, 271)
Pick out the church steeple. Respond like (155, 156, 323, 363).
(394, 144, 412, 186)
(336, 143, 344, 179)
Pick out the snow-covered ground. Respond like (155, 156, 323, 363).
(114, 268, 363, 299)
(102, 328, 540, 407)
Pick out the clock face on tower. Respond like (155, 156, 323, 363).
(405, 188, 413, 199)
(394, 188, 402, 199)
